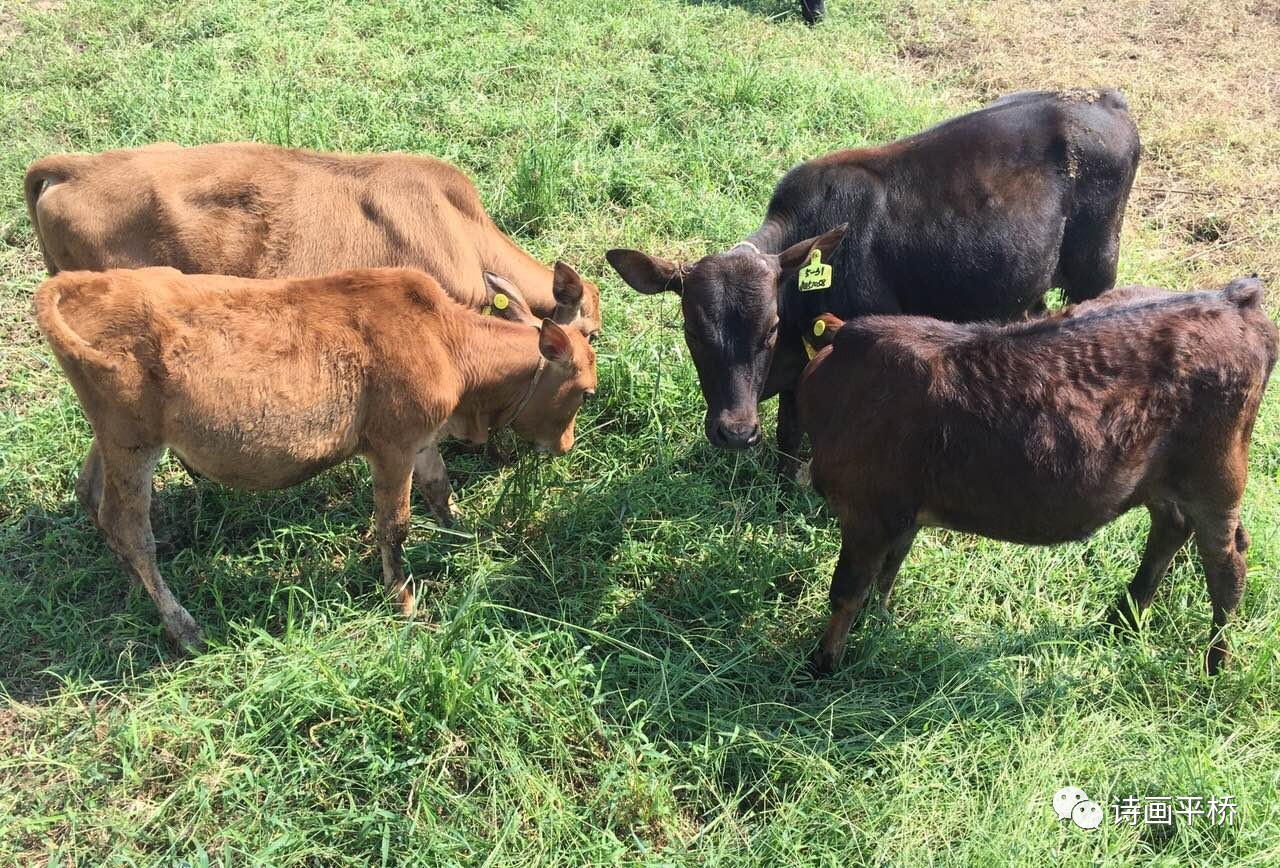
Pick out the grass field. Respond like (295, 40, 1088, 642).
(2, 0, 1278, 864)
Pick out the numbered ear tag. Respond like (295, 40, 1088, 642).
(481, 305, 492, 316)
(797, 249, 833, 292)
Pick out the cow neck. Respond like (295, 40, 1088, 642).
(479, 231, 560, 315)
(444, 315, 547, 440)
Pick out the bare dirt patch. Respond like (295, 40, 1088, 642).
(882, 0, 1280, 289)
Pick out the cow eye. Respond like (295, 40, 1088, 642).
(764, 322, 780, 347)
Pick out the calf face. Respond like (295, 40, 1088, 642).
(514, 319, 597, 455)
(480, 269, 596, 455)
(606, 225, 845, 448)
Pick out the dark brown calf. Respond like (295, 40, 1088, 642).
(798, 280, 1277, 674)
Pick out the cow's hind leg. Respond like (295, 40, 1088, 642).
(1192, 511, 1248, 675)
(96, 444, 203, 651)
(369, 451, 417, 617)
(808, 522, 894, 675)
(1108, 503, 1191, 631)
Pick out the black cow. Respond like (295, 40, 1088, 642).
(801, 0, 825, 25)
(606, 90, 1140, 479)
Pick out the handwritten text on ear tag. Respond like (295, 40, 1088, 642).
(798, 249, 833, 292)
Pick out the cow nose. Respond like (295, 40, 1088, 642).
(714, 420, 762, 450)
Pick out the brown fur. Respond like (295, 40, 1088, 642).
(34, 266, 597, 650)
(24, 142, 601, 338)
(799, 278, 1277, 675)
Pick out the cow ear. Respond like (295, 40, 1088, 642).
(605, 249, 683, 296)
(538, 318, 574, 364)
(777, 223, 849, 273)
(482, 272, 537, 324)
(809, 313, 844, 349)
(552, 261, 585, 324)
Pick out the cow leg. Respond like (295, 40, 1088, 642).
(800, 0, 826, 25)
(75, 438, 105, 525)
(776, 389, 806, 485)
(874, 526, 919, 614)
(369, 452, 417, 617)
(1192, 511, 1248, 675)
(413, 440, 456, 528)
(96, 444, 203, 651)
(808, 525, 891, 675)
(1107, 503, 1191, 631)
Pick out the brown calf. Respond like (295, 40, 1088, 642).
(35, 266, 597, 650)
(25, 142, 601, 339)
(798, 279, 1277, 675)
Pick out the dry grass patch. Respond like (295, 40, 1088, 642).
(884, 0, 1280, 289)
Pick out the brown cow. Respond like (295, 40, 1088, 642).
(797, 279, 1277, 675)
(24, 142, 601, 339)
(34, 266, 597, 650)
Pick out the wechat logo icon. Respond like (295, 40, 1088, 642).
(1054, 786, 1102, 830)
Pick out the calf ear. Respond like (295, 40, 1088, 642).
(482, 272, 536, 324)
(605, 249, 683, 295)
(777, 223, 849, 273)
(538, 319, 574, 364)
(552, 261, 585, 324)
(809, 313, 844, 349)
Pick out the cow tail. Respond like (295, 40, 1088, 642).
(34, 279, 119, 375)
(24, 156, 82, 275)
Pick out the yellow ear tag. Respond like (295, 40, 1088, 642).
(481, 305, 492, 316)
(798, 248, 833, 292)
(813, 319, 826, 337)
(493, 293, 509, 311)
(803, 339, 816, 360)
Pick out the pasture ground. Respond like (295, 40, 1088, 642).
(1, 0, 1278, 864)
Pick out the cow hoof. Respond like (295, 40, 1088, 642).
(801, 0, 826, 25)
(806, 646, 837, 677)
(1105, 601, 1142, 634)
(164, 614, 205, 655)
(430, 502, 458, 529)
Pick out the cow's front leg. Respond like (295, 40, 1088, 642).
(413, 440, 457, 528)
(808, 524, 891, 675)
(776, 389, 806, 486)
(368, 451, 417, 617)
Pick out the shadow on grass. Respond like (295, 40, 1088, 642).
(0, 441, 509, 702)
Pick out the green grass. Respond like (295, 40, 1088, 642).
(2, 0, 1279, 864)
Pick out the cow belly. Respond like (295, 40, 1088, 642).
(161, 370, 366, 491)
(916, 482, 1135, 546)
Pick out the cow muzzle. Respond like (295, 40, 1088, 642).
(707, 413, 762, 450)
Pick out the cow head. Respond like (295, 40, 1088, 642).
(605, 225, 846, 449)
(482, 272, 597, 455)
